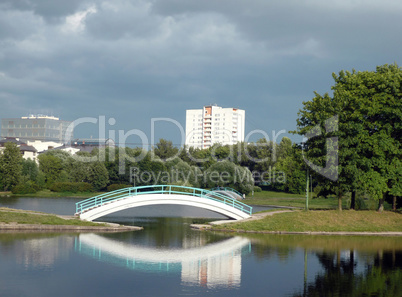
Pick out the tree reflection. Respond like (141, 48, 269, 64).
(293, 250, 402, 297)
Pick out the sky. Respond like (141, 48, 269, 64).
(0, 0, 401, 147)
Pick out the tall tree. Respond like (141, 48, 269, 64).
(153, 139, 179, 161)
(294, 64, 402, 211)
(21, 158, 39, 182)
(0, 142, 23, 191)
(38, 153, 64, 186)
(273, 144, 306, 194)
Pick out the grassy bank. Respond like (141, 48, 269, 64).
(214, 210, 402, 233)
(0, 207, 103, 226)
(245, 190, 349, 209)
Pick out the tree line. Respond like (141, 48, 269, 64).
(0, 137, 298, 196)
(0, 64, 400, 211)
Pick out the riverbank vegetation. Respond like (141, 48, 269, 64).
(1, 189, 103, 198)
(214, 210, 402, 233)
(0, 64, 401, 212)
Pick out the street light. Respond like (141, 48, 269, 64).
(300, 141, 309, 211)
(306, 167, 309, 211)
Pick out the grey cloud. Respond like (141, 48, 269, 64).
(0, 9, 41, 40)
(0, 0, 401, 143)
(85, 1, 160, 40)
(0, 0, 87, 23)
(151, 0, 402, 59)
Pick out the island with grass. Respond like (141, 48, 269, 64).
(0, 207, 142, 232)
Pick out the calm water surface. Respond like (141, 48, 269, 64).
(0, 197, 401, 297)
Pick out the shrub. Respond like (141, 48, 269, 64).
(11, 181, 40, 194)
(253, 186, 262, 192)
(107, 184, 132, 192)
(50, 182, 94, 193)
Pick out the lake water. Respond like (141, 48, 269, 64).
(1, 197, 401, 297)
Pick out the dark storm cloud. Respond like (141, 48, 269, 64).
(0, 0, 85, 22)
(0, 0, 401, 142)
(85, 1, 159, 40)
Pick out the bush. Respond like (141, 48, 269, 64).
(107, 184, 132, 192)
(253, 186, 262, 192)
(11, 181, 40, 194)
(50, 182, 94, 193)
(355, 198, 393, 211)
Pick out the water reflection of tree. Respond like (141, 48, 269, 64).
(293, 250, 402, 297)
(252, 244, 295, 261)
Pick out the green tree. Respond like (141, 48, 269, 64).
(21, 158, 39, 182)
(294, 64, 402, 211)
(204, 160, 254, 194)
(87, 161, 109, 190)
(250, 138, 276, 176)
(181, 146, 216, 169)
(0, 142, 23, 191)
(273, 145, 306, 194)
(153, 139, 179, 161)
(38, 153, 64, 187)
(164, 157, 201, 187)
(277, 137, 293, 161)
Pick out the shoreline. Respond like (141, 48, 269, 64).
(0, 222, 143, 232)
(0, 208, 143, 232)
(191, 224, 402, 236)
(190, 210, 402, 236)
(1, 207, 400, 236)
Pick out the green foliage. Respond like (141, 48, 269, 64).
(21, 158, 39, 182)
(49, 182, 94, 193)
(204, 161, 254, 194)
(66, 158, 109, 191)
(88, 161, 109, 190)
(35, 170, 46, 189)
(38, 153, 64, 186)
(11, 181, 40, 194)
(294, 63, 402, 210)
(164, 157, 201, 187)
(272, 144, 306, 194)
(0, 142, 23, 191)
(153, 139, 179, 160)
(182, 146, 216, 169)
(107, 184, 132, 192)
(355, 197, 393, 211)
(136, 151, 167, 186)
(253, 186, 262, 192)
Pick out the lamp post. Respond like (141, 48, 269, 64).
(301, 141, 309, 211)
(305, 167, 309, 211)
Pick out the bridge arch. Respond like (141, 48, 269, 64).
(75, 185, 252, 222)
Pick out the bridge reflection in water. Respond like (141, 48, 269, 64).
(75, 234, 251, 288)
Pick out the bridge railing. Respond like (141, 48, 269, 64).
(75, 185, 253, 216)
(210, 187, 244, 197)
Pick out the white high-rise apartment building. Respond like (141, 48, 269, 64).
(185, 105, 245, 149)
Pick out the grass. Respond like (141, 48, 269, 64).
(245, 190, 349, 209)
(215, 210, 402, 233)
(0, 207, 104, 226)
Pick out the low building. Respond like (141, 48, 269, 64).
(0, 138, 38, 161)
(1, 115, 72, 143)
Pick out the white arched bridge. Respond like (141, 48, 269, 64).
(75, 185, 253, 221)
